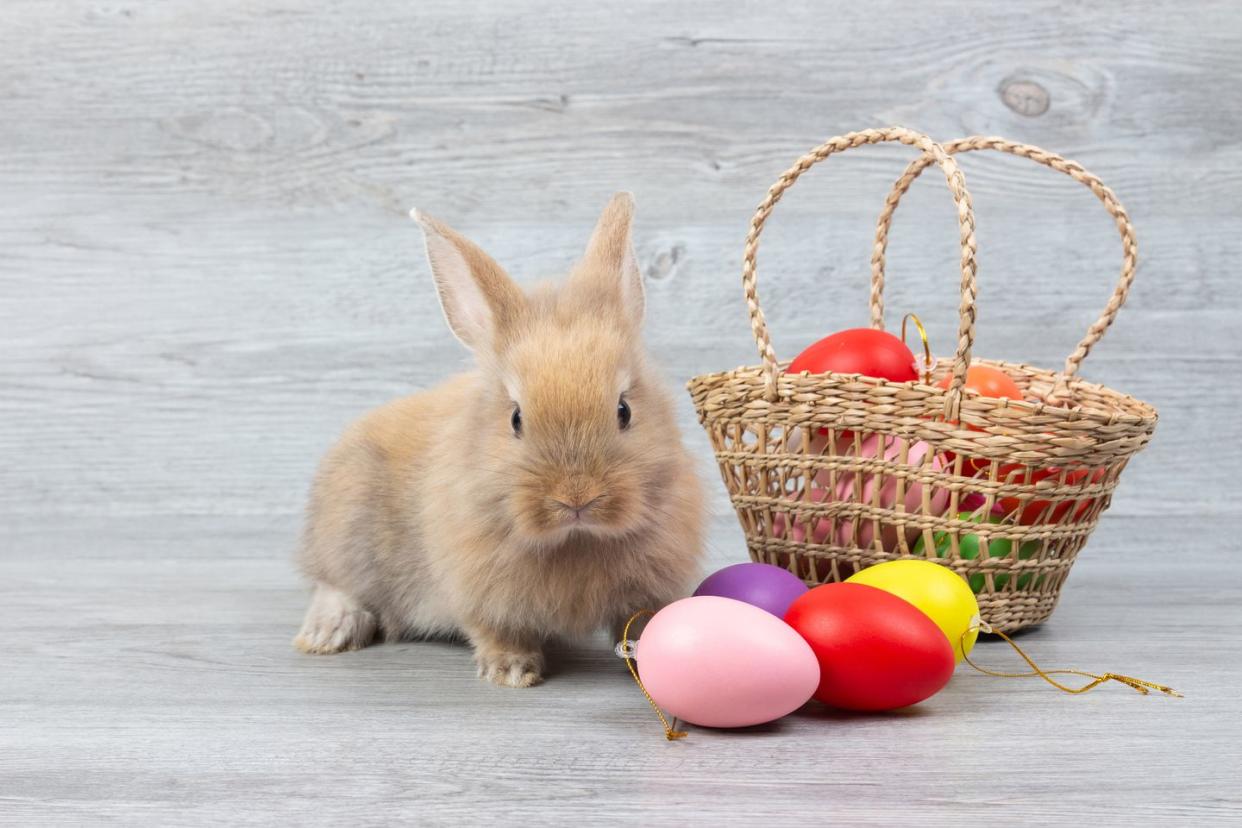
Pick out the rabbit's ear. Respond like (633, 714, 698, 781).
(411, 209, 526, 351)
(569, 192, 645, 327)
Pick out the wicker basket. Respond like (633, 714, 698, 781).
(687, 127, 1158, 632)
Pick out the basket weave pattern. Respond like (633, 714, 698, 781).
(687, 128, 1158, 632)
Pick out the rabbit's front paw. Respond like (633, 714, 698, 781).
(473, 645, 544, 688)
(294, 583, 378, 654)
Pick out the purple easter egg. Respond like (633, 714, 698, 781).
(693, 563, 810, 618)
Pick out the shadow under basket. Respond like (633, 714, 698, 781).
(688, 129, 1158, 633)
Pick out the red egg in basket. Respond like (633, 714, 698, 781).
(787, 328, 919, 383)
(996, 464, 1108, 525)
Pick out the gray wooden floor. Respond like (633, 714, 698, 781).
(4, 0, 1242, 824)
(2, 514, 1238, 825)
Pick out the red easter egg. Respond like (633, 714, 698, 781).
(787, 328, 918, 383)
(784, 582, 955, 711)
(997, 465, 1107, 525)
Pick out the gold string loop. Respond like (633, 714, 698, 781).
(962, 621, 1182, 698)
(621, 610, 688, 741)
(901, 312, 934, 383)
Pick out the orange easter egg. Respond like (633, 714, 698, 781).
(939, 365, 1025, 474)
(938, 364, 1022, 401)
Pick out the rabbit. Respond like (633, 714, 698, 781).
(293, 193, 706, 687)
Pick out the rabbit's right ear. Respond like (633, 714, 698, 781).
(411, 209, 526, 351)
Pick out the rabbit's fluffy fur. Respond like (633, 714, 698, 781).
(294, 194, 706, 687)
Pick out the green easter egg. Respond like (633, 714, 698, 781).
(914, 512, 1041, 594)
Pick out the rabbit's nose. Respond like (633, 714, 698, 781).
(553, 476, 603, 515)
(552, 494, 601, 518)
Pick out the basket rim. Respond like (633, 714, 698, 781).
(687, 356, 1158, 428)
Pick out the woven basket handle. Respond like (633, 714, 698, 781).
(744, 127, 978, 417)
(868, 136, 1138, 400)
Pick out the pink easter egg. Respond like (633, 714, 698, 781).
(830, 434, 949, 550)
(790, 485, 831, 544)
(769, 428, 832, 543)
(772, 435, 949, 552)
(636, 596, 820, 728)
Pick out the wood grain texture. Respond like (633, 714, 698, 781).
(2, 0, 1241, 823)
(1, 514, 1239, 826)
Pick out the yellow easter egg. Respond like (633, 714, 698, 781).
(847, 559, 980, 662)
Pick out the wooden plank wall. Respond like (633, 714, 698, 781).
(2, 1, 1239, 522)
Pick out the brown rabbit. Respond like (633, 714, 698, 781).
(294, 193, 705, 687)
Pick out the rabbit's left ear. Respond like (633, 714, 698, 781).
(569, 192, 645, 327)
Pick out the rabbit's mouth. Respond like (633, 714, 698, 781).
(511, 467, 643, 541)
(550, 495, 602, 525)
(546, 493, 614, 533)
(541, 473, 624, 531)
(525, 490, 638, 541)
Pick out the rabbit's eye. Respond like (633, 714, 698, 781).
(617, 397, 631, 430)
(510, 406, 522, 437)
